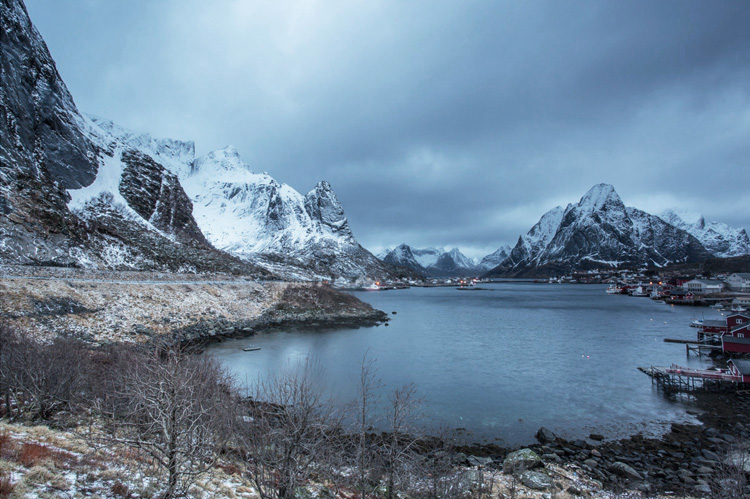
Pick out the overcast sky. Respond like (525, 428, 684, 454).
(25, 0, 750, 258)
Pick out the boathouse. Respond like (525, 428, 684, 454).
(722, 336, 750, 355)
(728, 359, 750, 383)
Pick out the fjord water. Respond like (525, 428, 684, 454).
(205, 283, 718, 446)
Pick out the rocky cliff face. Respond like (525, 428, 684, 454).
(487, 184, 712, 277)
(0, 0, 270, 275)
(0, 0, 98, 189)
(119, 149, 208, 246)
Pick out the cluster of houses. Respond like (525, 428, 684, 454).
(681, 273, 750, 294)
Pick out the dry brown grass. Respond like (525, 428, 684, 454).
(16, 442, 75, 470)
(0, 433, 10, 460)
(0, 475, 14, 499)
(17, 442, 53, 468)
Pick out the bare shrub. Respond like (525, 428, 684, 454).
(412, 433, 470, 499)
(708, 436, 750, 499)
(238, 357, 340, 499)
(376, 383, 423, 499)
(111, 480, 132, 498)
(0, 432, 11, 459)
(2, 328, 90, 420)
(98, 343, 236, 499)
(351, 352, 383, 499)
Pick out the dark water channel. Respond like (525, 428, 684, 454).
(205, 283, 722, 446)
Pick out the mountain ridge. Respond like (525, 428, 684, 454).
(486, 184, 712, 278)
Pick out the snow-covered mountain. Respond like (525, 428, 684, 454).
(659, 209, 750, 258)
(381, 244, 480, 277)
(179, 145, 393, 281)
(487, 184, 711, 277)
(477, 244, 512, 271)
(71, 118, 396, 281)
(0, 0, 398, 282)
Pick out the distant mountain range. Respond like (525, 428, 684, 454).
(377, 183, 750, 279)
(0, 0, 401, 283)
(379, 244, 512, 277)
(485, 184, 749, 278)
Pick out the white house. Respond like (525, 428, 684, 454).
(726, 273, 750, 292)
(683, 279, 725, 294)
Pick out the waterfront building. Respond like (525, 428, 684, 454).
(682, 279, 725, 294)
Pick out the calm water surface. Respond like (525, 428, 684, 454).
(205, 283, 723, 446)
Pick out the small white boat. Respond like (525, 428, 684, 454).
(242, 346, 261, 352)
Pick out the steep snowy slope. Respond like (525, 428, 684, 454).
(174, 146, 395, 282)
(72, 119, 395, 281)
(659, 209, 750, 258)
(487, 184, 711, 277)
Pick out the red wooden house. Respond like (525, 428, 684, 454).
(728, 359, 750, 383)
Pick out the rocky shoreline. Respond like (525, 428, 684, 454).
(450, 389, 750, 497)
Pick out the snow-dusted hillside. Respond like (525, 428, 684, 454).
(659, 209, 750, 258)
(487, 184, 711, 277)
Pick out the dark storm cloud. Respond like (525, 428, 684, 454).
(24, 0, 750, 257)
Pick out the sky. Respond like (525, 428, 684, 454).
(24, 0, 750, 259)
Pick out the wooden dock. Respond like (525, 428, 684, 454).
(639, 364, 741, 393)
(662, 338, 721, 356)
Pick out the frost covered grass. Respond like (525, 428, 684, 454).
(0, 421, 259, 499)
(0, 267, 292, 344)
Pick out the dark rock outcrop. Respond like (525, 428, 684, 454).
(119, 149, 208, 246)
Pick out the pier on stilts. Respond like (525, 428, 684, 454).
(639, 361, 750, 393)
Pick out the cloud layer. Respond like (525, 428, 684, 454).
(25, 0, 750, 257)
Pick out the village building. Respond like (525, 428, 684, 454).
(682, 279, 725, 294)
(726, 273, 750, 292)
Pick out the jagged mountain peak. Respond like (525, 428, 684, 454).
(478, 244, 512, 270)
(659, 208, 750, 258)
(487, 184, 712, 277)
(381, 244, 479, 277)
(575, 183, 624, 214)
(304, 180, 352, 237)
